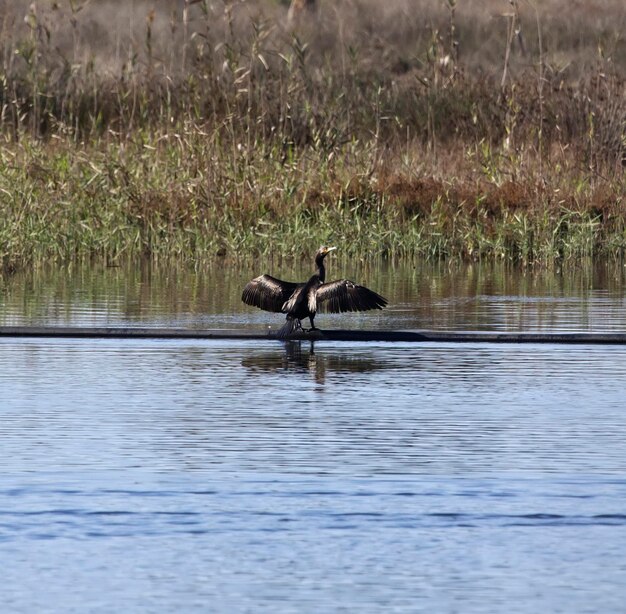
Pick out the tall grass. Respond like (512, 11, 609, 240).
(0, 0, 625, 269)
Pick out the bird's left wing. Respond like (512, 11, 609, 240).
(242, 274, 300, 313)
(316, 279, 388, 313)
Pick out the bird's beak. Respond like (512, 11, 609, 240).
(325, 246, 337, 254)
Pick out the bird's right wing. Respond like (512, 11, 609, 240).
(242, 274, 300, 313)
(316, 279, 388, 313)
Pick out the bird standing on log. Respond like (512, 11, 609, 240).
(242, 246, 388, 338)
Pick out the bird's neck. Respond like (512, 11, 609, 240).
(315, 257, 326, 282)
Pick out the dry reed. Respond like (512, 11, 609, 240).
(0, 0, 624, 268)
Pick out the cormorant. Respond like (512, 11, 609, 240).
(242, 246, 388, 337)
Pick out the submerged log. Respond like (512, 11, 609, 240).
(2, 326, 626, 345)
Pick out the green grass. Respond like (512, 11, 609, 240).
(1, 128, 624, 270)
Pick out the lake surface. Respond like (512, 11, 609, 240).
(1, 260, 626, 613)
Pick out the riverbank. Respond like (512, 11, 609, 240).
(0, 0, 624, 268)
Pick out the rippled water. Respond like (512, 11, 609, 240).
(2, 261, 626, 612)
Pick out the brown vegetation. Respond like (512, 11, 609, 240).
(0, 1, 624, 266)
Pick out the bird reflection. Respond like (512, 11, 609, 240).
(241, 341, 384, 387)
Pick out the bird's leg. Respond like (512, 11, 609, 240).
(306, 314, 319, 332)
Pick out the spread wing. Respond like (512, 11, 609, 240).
(316, 279, 388, 313)
(242, 274, 300, 313)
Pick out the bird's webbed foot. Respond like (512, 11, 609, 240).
(303, 315, 319, 333)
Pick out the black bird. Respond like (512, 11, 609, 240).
(242, 246, 387, 337)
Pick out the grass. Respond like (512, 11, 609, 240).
(0, 0, 625, 271)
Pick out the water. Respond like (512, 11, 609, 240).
(2, 260, 626, 613)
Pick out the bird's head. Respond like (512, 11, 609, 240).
(316, 245, 337, 259)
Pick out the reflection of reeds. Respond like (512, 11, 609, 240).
(4, 258, 626, 331)
(0, 0, 624, 267)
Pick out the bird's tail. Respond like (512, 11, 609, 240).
(276, 317, 298, 339)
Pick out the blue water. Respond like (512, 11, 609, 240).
(2, 263, 626, 612)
